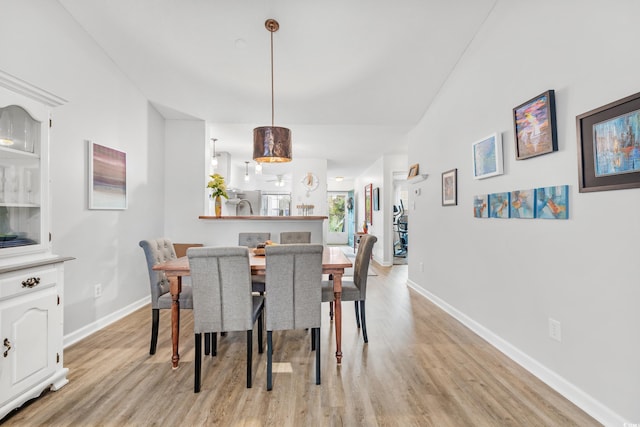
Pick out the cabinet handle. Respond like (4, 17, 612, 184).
(21, 277, 41, 288)
(3, 338, 10, 357)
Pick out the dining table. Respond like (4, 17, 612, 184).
(152, 246, 353, 369)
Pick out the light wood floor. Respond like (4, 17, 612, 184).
(2, 263, 600, 426)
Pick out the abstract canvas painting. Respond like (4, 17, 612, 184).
(535, 185, 568, 219)
(510, 189, 535, 219)
(473, 194, 489, 218)
(88, 141, 127, 210)
(472, 132, 503, 179)
(513, 90, 558, 160)
(489, 192, 510, 218)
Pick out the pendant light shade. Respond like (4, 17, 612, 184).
(253, 19, 292, 163)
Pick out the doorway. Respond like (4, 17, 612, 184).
(326, 192, 349, 245)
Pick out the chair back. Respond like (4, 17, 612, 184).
(139, 238, 178, 309)
(279, 231, 311, 244)
(265, 244, 323, 330)
(187, 246, 254, 334)
(353, 234, 377, 299)
(239, 232, 271, 248)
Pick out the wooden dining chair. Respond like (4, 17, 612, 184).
(322, 234, 377, 343)
(279, 231, 311, 244)
(264, 244, 323, 390)
(187, 246, 264, 392)
(139, 238, 194, 355)
(238, 232, 271, 294)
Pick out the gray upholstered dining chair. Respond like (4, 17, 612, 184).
(238, 232, 271, 248)
(279, 231, 311, 244)
(264, 244, 323, 390)
(187, 246, 264, 392)
(238, 232, 271, 294)
(322, 234, 377, 343)
(139, 238, 194, 355)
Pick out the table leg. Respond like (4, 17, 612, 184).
(170, 275, 182, 369)
(333, 272, 343, 364)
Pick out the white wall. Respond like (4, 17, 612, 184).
(407, 1, 640, 424)
(0, 0, 166, 337)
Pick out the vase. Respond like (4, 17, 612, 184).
(214, 195, 222, 217)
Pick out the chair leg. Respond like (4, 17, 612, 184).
(354, 301, 361, 329)
(150, 309, 160, 355)
(329, 301, 334, 320)
(360, 301, 368, 343)
(257, 309, 264, 354)
(247, 330, 253, 388)
(267, 331, 273, 391)
(211, 332, 217, 356)
(194, 333, 202, 393)
(311, 330, 315, 351)
(204, 333, 211, 356)
(315, 327, 321, 385)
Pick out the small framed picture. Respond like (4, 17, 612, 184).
(472, 132, 503, 179)
(408, 163, 419, 179)
(513, 89, 558, 160)
(441, 168, 457, 206)
(373, 187, 380, 211)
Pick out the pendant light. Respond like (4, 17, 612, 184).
(244, 161, 250, 182)
(253, 19, 292, 163)
(255, 161, 263, 175)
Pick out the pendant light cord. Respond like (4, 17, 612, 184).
(270, 29, 275, 127)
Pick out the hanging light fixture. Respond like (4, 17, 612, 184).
(253, 19, 292, 163)
(210, 138, 218, 167)
(255, 161, 263, 175)
(244, 161, 250, 182)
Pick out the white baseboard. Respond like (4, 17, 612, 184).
(406, 279, 627, 427)
(63, 296, 150, 348)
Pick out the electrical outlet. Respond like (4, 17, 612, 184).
(548, 318, 561, 342)
(94, 283, 102, 299)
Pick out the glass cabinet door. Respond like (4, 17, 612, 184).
(0, 104, 43, 250)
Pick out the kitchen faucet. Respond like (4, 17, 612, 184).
(236, 199, 254, 215)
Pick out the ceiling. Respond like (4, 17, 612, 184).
(58, 0, 496, 181)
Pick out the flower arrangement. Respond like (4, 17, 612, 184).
(207, 173, 229, 199)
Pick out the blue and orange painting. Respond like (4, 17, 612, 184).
(489, 192, 510, 218)
(510, 189, 535, 219)
(473, 194, 488, 218)
(515, 93, 553, 157)
(593, 109, 640, 176)
(535, 185, 568, 219)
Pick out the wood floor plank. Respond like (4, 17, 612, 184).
(1, 260, 601, 426)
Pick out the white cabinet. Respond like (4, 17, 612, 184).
(0, 259, 70, 420)
(0, 71, 71, 420)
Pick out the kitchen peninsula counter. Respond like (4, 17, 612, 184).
(199, 216, 327, 220)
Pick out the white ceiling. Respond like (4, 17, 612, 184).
(58, 0, 496, 180)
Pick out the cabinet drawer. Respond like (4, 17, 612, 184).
(0, 267, 57, 300)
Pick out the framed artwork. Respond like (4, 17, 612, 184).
(408, 163, 419, 179)
(535, 185, 569, 219)
(489, 192, 510, 218)
(473, 194, 489, 218)
(513, 89, 558, 160)
(576, 91, 640, 192)
(509, 189, 535, 219)
(472, 132, 503, 179)
(373, 187, 380, 211)
(364, 183, 372, 224)
(88, 141, 127, 210)
(441, 168, 457, 206)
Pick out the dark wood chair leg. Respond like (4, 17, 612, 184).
(204, 333, 211, 356)
(329, 301, 334, 320)
(150, 308, 159, 355)
(267, 331, 273, 391)
(257, 310, 264, 354)
(315, 327, 321, 385)
(354, 301, 361, 328)
(194, 333, 202, 393)
(247, 330, 253, 388)
(360, 300, 368, 343)
(211, 332, 217, 356)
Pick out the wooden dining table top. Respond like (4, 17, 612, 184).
(153, 246, 352, 275)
